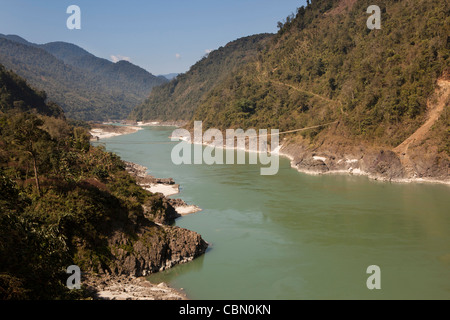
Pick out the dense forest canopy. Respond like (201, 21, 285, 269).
(0, 65, 64, 119)
(192, 0, 449, 148)
(129, 34, 273, 122)
(0, 67, 176, 299)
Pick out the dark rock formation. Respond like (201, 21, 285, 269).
(295, 157, 329, 173)
(107, 222, 208, 277)
(365, 150, 405, 181)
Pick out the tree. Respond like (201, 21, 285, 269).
(73, 127, 91, 152)
(7, 114, 50, 197)
(277, 21, 284, 30)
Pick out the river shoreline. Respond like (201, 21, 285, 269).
(90, 124, 202, 215)
(88, 122, 445, 297)
(90, 124, 143, 140)
(81, 162, 203, 300)
(124, 120, 188, 128)
(88, 126, 203, 300)
(94, 123, 448, 186)
(175, 134, 450, 186)
(278, 144, 450, 186)
(124, 161, 202, 216)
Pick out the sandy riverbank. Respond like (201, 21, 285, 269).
(124, 161, 202, 217)
(146, 183, 180, 197)
(91, 124, 203, 214)
(90, 124, 142, 140)
(128, 120, 188, 128)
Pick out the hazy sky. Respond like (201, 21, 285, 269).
(0, 0, 306, 75)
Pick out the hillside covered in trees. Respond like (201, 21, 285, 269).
(152, 0, 448, 182)
(0, 67, 207, 299)
(0, 35, 167, 121)
(129, 34, 272, 121)
(195, 0, 448, 143)
(0, 64, 64, 119)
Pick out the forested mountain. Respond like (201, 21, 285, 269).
(129, 33, 272, 121)
(41, 41, 164, 95)
(0, 34, 30, 46)
(0, 67, 206, 299)
(194, 0, 448, 139)
(0, 35, 167, 121)
(129, 0, 450, 181)
(183, 0, 448, 181)
(0, 64, 64, 118)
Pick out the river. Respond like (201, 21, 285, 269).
(93, 126, 450, 300)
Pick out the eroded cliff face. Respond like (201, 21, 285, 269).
(282, 133, 448, 183)
(107, 223, 208, 277)
(282, 132, 448, 183)
(282, 142, 407, 182)
(109, 166, 208, 277)
(281, 78, 449, 184)
(74, 209, 208, 278)
(65, 159, 209, 300)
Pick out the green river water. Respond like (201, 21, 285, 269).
(93, 126, 450, 300)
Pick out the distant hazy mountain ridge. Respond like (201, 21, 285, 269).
(0, 34, 167, 121)
(160, 73, 179, 81)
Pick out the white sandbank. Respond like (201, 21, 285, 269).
(145, 184, 180, 197)
(173, 205, 202, 215)
(90, 126, 142, 140)
(143, 184, 202, 216)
